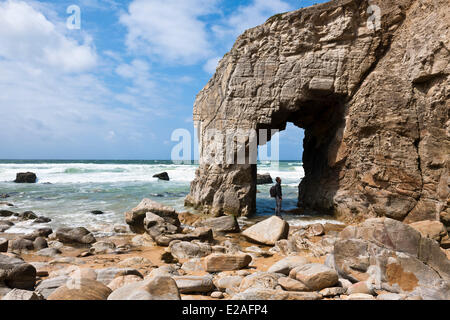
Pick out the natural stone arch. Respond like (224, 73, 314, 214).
(186, 0, 450, 223)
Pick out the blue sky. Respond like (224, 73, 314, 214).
(0, 0, 326, 160)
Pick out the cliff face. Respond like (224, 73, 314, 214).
(186, 0, 449, 223)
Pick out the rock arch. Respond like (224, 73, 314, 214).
(186, 0, 449, 223)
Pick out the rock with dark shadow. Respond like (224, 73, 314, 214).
(14, 172, 37, 183)
(153, 172, 170, 181)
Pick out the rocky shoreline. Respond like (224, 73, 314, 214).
(1, 198, 449, 300)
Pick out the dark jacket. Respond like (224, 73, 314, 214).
(275, 182, 282, 198)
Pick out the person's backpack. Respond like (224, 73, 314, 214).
(270, 185, 277, 198)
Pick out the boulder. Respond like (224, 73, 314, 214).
(34, 216, 52, 223)
(108, 275, 143, 291)
(173, 275, 214, 293)
(2, 289, 43, 300)
(319, 287, 347, 297)
(95, 268, 143, 285)
(194, 215, 240, 233)
(36, 276, 70, 299)
(169, 241, 212, 259)
(0, 210, 14, 217)
(144, 212, 181, 240)
(347, 281, 375, 295)
(333, 218, 450, 300)
(9, 239, 34, 251)
(0, 239, 8, 252)
(15, 211, 38, 220)
(267, 255, 309, 275)
(14, 172, 37, 183)
(242, 216, 289, 245)
(181, 258, 205, 273)
(108, 276, 180, 300)
(90, 241, 116, 254)
(239, 272, 283, 292)
(36, 248, 61, 257)
(91, 210, 104, 215)
(256, 173, 273, 185)
(33, 237, 48, 250)
(125, 198, 179, 234)
(23, 227, 53, 240)
(0, 194, 9, 199)
(47, 278, 112, 300)
(205, 253, 252, 272)
(0, 254, 36, 290)
(153, 172, 170, 181)
(155, 227, 213, 247)
(55, 227, 96, 245)
(117, 257, 154, 268)
(213, 275, 243, 293)
(409, 220, 448, 243)
(289, 263, 339, 291)
(278, 277, 309, 291)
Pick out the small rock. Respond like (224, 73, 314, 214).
(33, 237, 48, 250)
(55, 227, 96, 245)
(0, 194, 10, 199)
(95, 268, 143, 285)
(306, 223, 325, 237)
(36, 276, 70, 299)
(118, 257, 154, 268)
(90, 241, 116, 254)
(377, 293, 405, 300)
(23, 227, 53, 240)
(347, 281, 375, 295)
(2, 289, 43, 300)
(346, 293, 376, 300)
(289, 263, 339, 291)
(173, 275, 214, 294)
(169, 241, 212, 259)
(278, 277, 310, 291)
(320, 287, 347, 297)
(239, 272, 282, 292)
(16, 211, 38, 220)
(108, 275, 143, 291)
(47, 278, 112, 300)
(256, 173, 273, 185)
(267, 255, 309, 275)
(91, 210, 104, 215)
(153, 172, 170, 181)
(108, 276, 180, 300)
(242, 216, 289, 245)
(14, 172, 37, 183)
(205, 253, 252, 272)
(211, 291, 224, 299)
(113, 225, 129, 234)
(194, 215, 240, 233)
(181, 258, 205, 273)
(9, 239, 34, 251)
(34, 216, 52, 223)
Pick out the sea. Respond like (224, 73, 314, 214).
(0, 160, 342, 236)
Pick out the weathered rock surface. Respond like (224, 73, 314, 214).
(205, 253, 252, 272)
(0, 239, 8, 252)
(194, 215, 240, 233)
(2, 288, 43, 300)
(289, 263, 339, 291)
(36, 276, 70, 299)
(173, 275, 214, 293)
(55, 227, 96, 245)
(267, 255, 309, 275)
(125, 199, 179, 234)
(233, 289, 322, 300)
(169, 241, 212, 260)
(186, 0, 450, 222)
(107, 276, 180, 300)
(0, 254, 36, 290)
(242, 216, 289, 245)
(409, 220, 448, 243)
(47, 278, 112, 300)
(14, 172, 37, 183)
(332, 218, 450, 300)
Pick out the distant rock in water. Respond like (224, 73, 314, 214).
(14, 172, 37, 183)
(256, 173, 273, 185)
(91, 210, 104, 215)
(0, 194, 9, 199)
(153, 172, 170, 181)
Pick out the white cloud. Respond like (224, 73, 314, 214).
(203, 56, 221, 74)
(120, 0, 219, 65)
(0, 0, 97, 73)
(213, 0, 293, 40)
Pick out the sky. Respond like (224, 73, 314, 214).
(0, 0, 327, 160)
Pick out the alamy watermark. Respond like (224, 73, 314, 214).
(66, 5, 81, 30)
(171, 127, 281, 167)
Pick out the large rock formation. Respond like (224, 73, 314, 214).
(186, 0, 449, 222)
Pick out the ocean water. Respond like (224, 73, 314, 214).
(0, 160, 340, 235)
